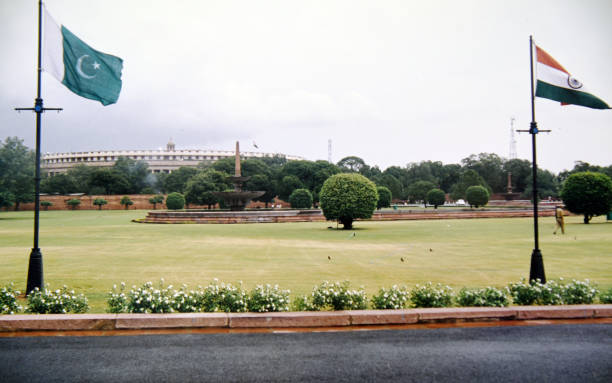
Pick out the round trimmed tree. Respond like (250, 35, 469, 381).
(376, 186, 392, 209)
(93, 198, 108, 210)
(426, 188, 446, 209)
(561, 171, 612, 224)
(165, 192, 185, 210)
(319, 173, 378, 230)
(120, 196, 133, 210)
(289, 188, 313, 209)
(466, 185, 489, 208)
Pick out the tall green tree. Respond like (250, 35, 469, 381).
(560, 172, 612, 224)
(41, 173, 77, 195)
(0, 137, 35, 210)
(88, 168, 130, 195)
(450, 169, 490, 201)
(337, 156, 366, 173)
(246, 174, 276, 207)
(162, 166, 198, 193)
(407, 180, 436, 203)
(113, 157, 150, 194)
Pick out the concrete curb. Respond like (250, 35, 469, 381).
(1, 305, 611, 333)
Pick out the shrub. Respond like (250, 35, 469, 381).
(106, 282, 128, 313)
(202, 280, 248, 313)
(291, 295, 318, 311)
(319, 173, 378, 230)
(371, 285, 410, 309)
(600, 287, 612, 304)
(1, 282, 22, 314)
(288, 188, 313, 209)
(409, 282, 454, 308)
(310, 281, 368, 311)
(149, 195, 164, 210)
(40, 201, 53, 210)
(457, 287, 509, 307)
(247, 284, 291, 312)
(93, 198, 108, 210)
(426, 188, 446, 209)
(66, 198, 81, 210)
(465, 185, 489, 208)
(376, 186, 392, 209)
(126, 280, 174, 313)
(166, 192, 185, 210)
(172, 284, 205, 313)
(559, 278, 598, 304)
(120, 196, 134, 210)
(560, 171, 612, 224)
(507, 278, 597, 305)
(26, 285, 89, 314)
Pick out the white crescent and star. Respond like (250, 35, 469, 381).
(76, 55, 100, 79)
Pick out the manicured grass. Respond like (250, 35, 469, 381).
(1, 210, 610, 312)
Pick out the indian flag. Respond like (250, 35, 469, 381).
(42, 7, 123, 106)
(535, 44, 609, 109)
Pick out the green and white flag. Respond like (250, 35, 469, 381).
(43, 7, 123, 106)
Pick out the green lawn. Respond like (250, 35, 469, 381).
(1, 210, 610, 312)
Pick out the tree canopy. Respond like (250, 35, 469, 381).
(560, 172, 612, 224)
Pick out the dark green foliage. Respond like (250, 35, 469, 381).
(523, 168, 559, 200)
(41, 173, 77, 195)
(89, 168, 130, 195)
(246, 174, 276, 207)
(277, 175, 304, 202)
(0, 137, 35, 210)
(40, 201, 53, 210)
(165, 192, 185, 210)
(450, 169, 489, 201)
(288, 188, 313, 209)
(0, 191, 15, 210)
(148, 195, 164, 209)
(407, 180, 436, 203)
(466, 185, 489, 207)
(319, 173, 378, 230)
(560, 172, 612, 224)
(93, 198, 107, 210)
(337, 156, 366, 172)
(113, 157, 150, 194)
(376, 186, 392, 209)
(162, 167, 198, 193)
(461, 153, 505, 193)
(120, 196, 134, 210)
(184, 170, 228, 209)
(426, 188, 446, 209)
(457, 287, 509, 307)
(66, 198, 81, 210)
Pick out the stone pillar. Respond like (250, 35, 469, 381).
(235, 141, 241, 177)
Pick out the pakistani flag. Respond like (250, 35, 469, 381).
(535, 44, 609, 110)
(43, 7, 123, 106)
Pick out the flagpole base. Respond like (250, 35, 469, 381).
(26, 248, 44, 294)
(529, 249, 546, 284)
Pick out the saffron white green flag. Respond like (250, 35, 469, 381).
(43, 7, 123, 106)
(535, 44, 609, 110)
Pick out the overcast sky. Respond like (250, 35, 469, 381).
(1, 0, 611, 173)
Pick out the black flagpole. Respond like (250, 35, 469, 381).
(526, 35, 546, 283)
(15, 0, 62, 294)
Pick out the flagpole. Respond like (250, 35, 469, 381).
(15, 0, 62, 294)
(527, 35, 546, 283)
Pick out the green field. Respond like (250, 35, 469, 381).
(1, 210, 611, 312)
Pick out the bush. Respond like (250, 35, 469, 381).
(288, 188, 313, 209)
(149, 195, 164, 209)
(560, 172, 612, 224)
(203, 280, 248, 313)
(247, 284, 291, 312)
(166, 192, 185, 210)
(409, 282, 454, 308)
(600, 287, 612, 304)
(26, 285, 89, 314)
(120, 196, 134, 210)
(507, 278, 597, 305)
(1, 282, 22, 314)
(107, 283, 128, 313)
(93, 198, 107, 210)
(465, 185, 489, 208)
(66, 198, 81, 210)
(291, 295, 318, 311)
(126, 280, 174, 313)
(426, 188, 446, 209)
(457, 287, 509, 307)
(309, 281, 368, 311)
(319, 173, 378, 230)
(559, 278, 598, 304)
(371, 285, 410, 309)
(40, 201, 53, 210)
(376, 186, 392, 209)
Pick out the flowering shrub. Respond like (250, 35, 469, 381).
(561, 279, 598, 304)
(309, 281, 368, 311)
(1, 283, 22, 314)
(292, 295, 318, 311)
(126, 280, 174, 313)
(508, 278, 597, 305)
(371, 285, 410, 309)
(26, 285, 89, 314)
(457, 287, 509, 307)
(201, 280, 248, 313)
(409, 282, 454, 308)
(172, 284, 205, 313)
(107, 282, 128, 313)
(248, 284, 290, 312)
(600, 287, 612, 304)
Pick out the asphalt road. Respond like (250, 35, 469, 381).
(1, 324, 610, 382)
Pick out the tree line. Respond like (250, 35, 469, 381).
(2, 136, 612, 210)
